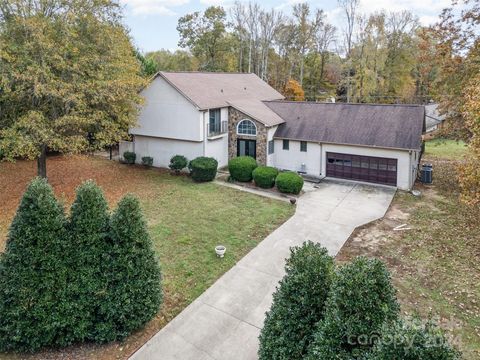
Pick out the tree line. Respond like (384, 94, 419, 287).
(142, 0, 435, 104)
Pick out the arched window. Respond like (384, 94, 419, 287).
(237, 119, 257, 136)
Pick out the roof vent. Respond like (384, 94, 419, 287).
(244, 87, 247, 90)
(221, 89, 224, 93)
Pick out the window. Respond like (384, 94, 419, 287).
(209, 109, 221, 135)
(237, 119, 257, 135)
(300, 141, 307, 152)
(283, 139, 289, 150)
(268, 140, 274, 154)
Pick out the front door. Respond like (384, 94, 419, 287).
(237, 139, 256, 159)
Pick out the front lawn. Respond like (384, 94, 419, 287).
(337, 146, 480, 359)
(0, 155, 294, 360)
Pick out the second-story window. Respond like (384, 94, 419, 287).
(209, 109, 221, 135)
(237, 119, 257, 136)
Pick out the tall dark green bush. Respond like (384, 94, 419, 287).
(0, 178, 68, 352)
(169, 154, 188, 173)
(276, 172, 304, 194)
(65, 181, 110, 344)
(253, 166, 279, 188)
(94, 194, 162, 342)
(307, 257, 400, 360)
(367, 319, 461, 360)
(189, 156, 218, 182)
(228, 156, 257, 182)
(259, 242, 334, 360)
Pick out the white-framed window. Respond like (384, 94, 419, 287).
(237, 119, 257, 136)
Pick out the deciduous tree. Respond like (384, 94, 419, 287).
(0, 0, 144, 178)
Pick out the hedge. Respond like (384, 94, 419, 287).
(276, 171, 304, 194)
(0, 178, 163, 352)
(253, 166, 279, 188)
(307, 257, 400, 359)
(259, 242, 334, 360)
(123, 151, 136, 164)
(169, 155, 188, 173)
(189, 156, 218, 182)
(228, 156, 257, 182)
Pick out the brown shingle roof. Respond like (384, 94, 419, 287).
(227, 99, 285, 126)
(266, 101, 425, 150)
(158, 71, 284, 111)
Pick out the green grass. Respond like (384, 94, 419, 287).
(384, 190, 480, 359)
(337, 151, 479, 359)
(140, 174, 295, 309)
(424, 138, 468, 159)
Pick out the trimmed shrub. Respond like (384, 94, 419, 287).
(307, 257, 400, 360)
(259, 242, 334, 360)
(123, 151, 136, 164)
(276, 171, 304, 194)
(253, 166, 279, 188)
(189, 156, 218, 182)
(94, 195, 162, 342)
(0, 178, 68, 352)
(65, 181, 110, 344)
(367, 319, 461, 360)
(228, 156, 257, 182)
(141, 156, 153, 167)
(169, 155, 188, 173)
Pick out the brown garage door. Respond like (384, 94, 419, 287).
(326, 152, 397, 186)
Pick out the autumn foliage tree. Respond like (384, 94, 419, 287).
(0, 0, 145, 178)
(283, 79, 305, 101)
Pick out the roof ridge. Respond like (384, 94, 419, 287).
(263, 100, 424, 108)
(160, 71, 255, 75)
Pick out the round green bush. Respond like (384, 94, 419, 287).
(276, 171, 304, 194)
(141, 156, 153, 167)
(189, 156, 218, 182)
(123, 151, 136, 164)
(228, 156, 257, 182)
(253, 166, 279, 188)
(169, 155, 188, 173)
(367, 319, 461, 360)
(259, 241, 334, 360)
(307, 257, 400, 360)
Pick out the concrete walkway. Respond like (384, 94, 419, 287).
(130, 181, 396, 360)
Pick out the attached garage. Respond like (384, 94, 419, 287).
(265, 101, 426, 191)
(326, 152, 397, 186)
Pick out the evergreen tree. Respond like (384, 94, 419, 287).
(0, 178, 68, 352)
(259, 241, 334, 360)
(307, 257, 400, 360)
(65, 181, 110, 343)
(94, 194, 162, 342)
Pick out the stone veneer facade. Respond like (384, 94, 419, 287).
(228, 107, 268, 165)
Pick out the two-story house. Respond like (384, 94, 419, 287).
(126, 71, 425, 190)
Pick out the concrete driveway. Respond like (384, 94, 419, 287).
(130, 180, 396, 360)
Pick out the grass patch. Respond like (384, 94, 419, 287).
(0, 155, 294, 359)
(424, 138, 468, 159)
